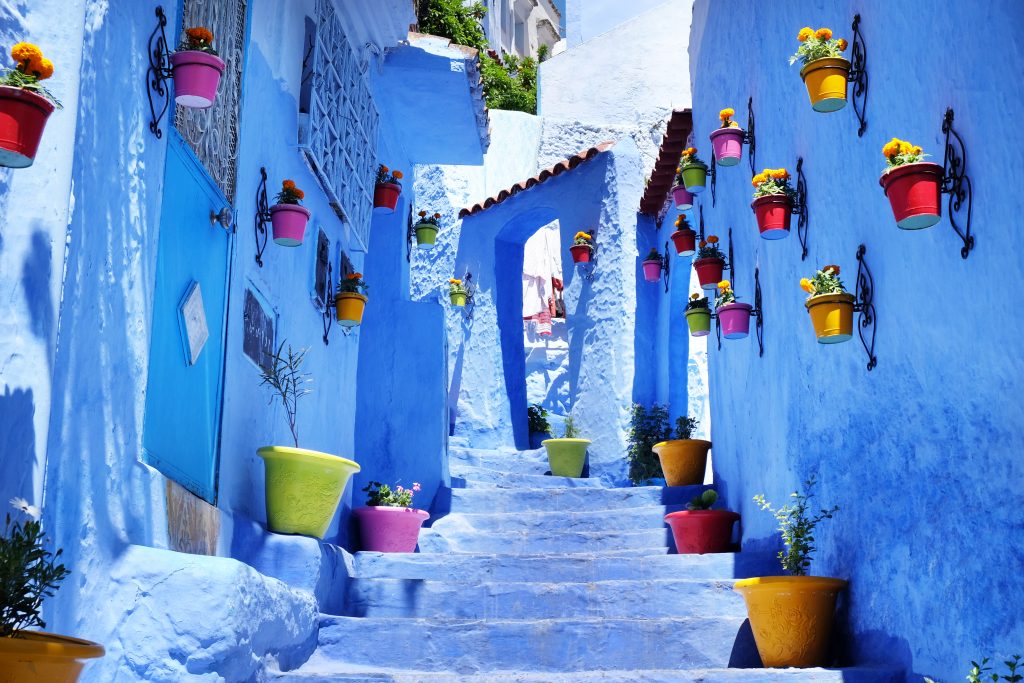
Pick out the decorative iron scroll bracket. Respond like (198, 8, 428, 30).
(794, 157, 809, 260)
(709, 154, 717, 208)
(698, 204, 706, 241)
(751, 267, 764, 357)
(146, 6, 174, 139)
(322, 260, 334, 345)
(253, 167, 271, 267)
(661, 243, 671, 293)
(745, 97, 757, 176)
(940, 108, 974, 259)
(406, 205, 415, 263)
(849, 14, 868, 137)
(462, 271, 477, 321)
(713, 311, 721, 351)
(853, 244, 877, 371)
(727, 227, 735, 283)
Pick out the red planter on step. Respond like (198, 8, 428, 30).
(373, 182, 402, 214)
(879, 162, 943, 230)
(751, 195, 792, 240)
(665, 509, 740, 554)
(670, 229, 697, 256)
(693, 257, 725, 291)
(570, 244, 592, 263)
(0, 86, 55, 168)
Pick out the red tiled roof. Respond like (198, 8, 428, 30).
(459, 141, 615, 218)
(639, 109, 693, 217)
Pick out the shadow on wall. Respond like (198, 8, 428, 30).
(22, 228, 54, 354)
(0, 386, 36, 506)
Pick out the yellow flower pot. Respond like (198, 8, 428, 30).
(805, 293, 855, 344)
(799, 57, 851, 112)
(651, 439, 711, 487)
(335, 292, 367, 327)
(0, 631, 105, 682)
(734, 575, 847, 667)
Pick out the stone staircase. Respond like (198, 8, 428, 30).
(269, 446, 901, 682)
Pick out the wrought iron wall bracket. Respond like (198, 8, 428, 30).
(698, 203, 706, 241)
(853, 244, 878, 371)
(322, 261, 334, 345)
(146, 6, 174, 139)
(713, 312, 721, 351)
(940, 108, 975, 259)
(794, 157, 809, 260)
(406, 205, 415, 262)
(727, 227, 735, 283)
(849, 14, 869, 137)
(745, 97, 757, 176)
(461, 271, 477, 321)
(709, 154, 717, 208)
(253, 167, 271, 267)
(750, 267, 764, 357)
(661, 243, 671, 292)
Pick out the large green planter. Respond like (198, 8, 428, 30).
(541, 438, 591, 478)
(685, 308, 711, 337)
(681, 163, 707, 194)
(257, 446, 361, 539)
(415, 222, 438, 249)
(450, 290, 467, 307)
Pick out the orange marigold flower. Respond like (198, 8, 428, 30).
(882, 138, 903, 158)
(33, 57, 53, 80)
(186, 27, 214, 44)
(348, 272, 362, 280)
(11, 42, 42, 67)
(719, 108, 734, 121)
(380, 164, 389, 173)
(393, 170, 404, 179)
(449, 278, 462, 284)
(707, 235, 719, 244)
(433, 212, 441, 219)
(294, 189, 305, 200)
(683, 147, 697, 157)
(752, 174, 764, 187)
(676, 166, 682, 174)
(837, 38, 848, 51)
(815, 27, 832, 40)
(418, 210, 427, 217)
(771, 168, 789, 180)
(282, 179, 296, 189)
(797, 27, 814, 42)
(822, 264, 840, 274)
(699, 240, 707, 248)
(800, 278, 814, 293)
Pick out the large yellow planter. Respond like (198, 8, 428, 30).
(800, 57, 851, 112)
(335, 292, 368, 327)
(805, 293, 855, 344)
(734, 575, 847, 667)
(651, 439, 711, 486)
(0, 632, 104, 682)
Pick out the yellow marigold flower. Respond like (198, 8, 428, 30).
(719, 108, 734, 121)
(882, 138, 902, 158)
(752, 174, 764, 187)
(797, 27, 814, 42)
(690, 293, 700, 300)
(449, 278, 461, 284)
(11, 42, 42, 67)
(393, 170, 404, 179)
(800, 277, 814, 293)
(837, 38, 848, 51)
(911, 146, 922, 156)
(899, 140, 914, 155)
(815, 27, 832, 40)
(771, 168, 789, 180)
(34, 57, 54, 80)
(717, 280, 731, 291)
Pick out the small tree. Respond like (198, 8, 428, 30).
(258, 342, 313, 448)
(0, 502, 69, 638)
(627, 404, 700, 485)
(754, 476, 838, 576)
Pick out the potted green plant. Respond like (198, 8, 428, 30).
(734, 477, 845, 667)
(527, 403, 552, 449)
(957, 656, 1023, 683)
(449, 278, 468, 307)
(879, 137, 943, 230)
(336, 272, 368, 327)
(354, 481, 429, 553)
(684, 292, 711, 337)
(414, 210, 443, 249)
(652, 415, 710, 487)
(170, 26, 226, 108)
(751, 167, 796, 240)
(790, 26, 851, 112)
(693, 235, 726, 290)
(373, 164, 403, 213)
(0, 500, 104, 679)
(670, 214, 697, 256)
(270, 179, 310, 246)
(801, 264, 854, 343)
(676, 146, 707, 194)
(664, 490, 740, 555)
(541, 414, 590, 478)
(715, 279, 753, 340)
(256, 342, 361, 539)
(0, 41, 61, 168)
(570, 231, 594, 264)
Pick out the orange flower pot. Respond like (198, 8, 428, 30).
(800, 57, 851, 113)
(0, 631, 105, 682)
(335, 292, 367, 327)
(805, 293, 855, 344)
(651, 439, 711, 487)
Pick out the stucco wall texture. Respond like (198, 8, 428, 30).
(690, 0, 1024, 676)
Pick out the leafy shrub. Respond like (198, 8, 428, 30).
(1, 507, 69, 637)
(754, 476, 838, 575)
(627, 404, 701, 485)
(363, 481, 421, 508)
(527, 403, 551, 434)
(562, 414, 579, 439)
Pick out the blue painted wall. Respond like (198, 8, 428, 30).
(690, 0, 1024, 677)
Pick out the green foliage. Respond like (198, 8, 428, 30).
(337, 273, 369, 295)
(537, 44, 550, 62)
(754, 476, 838, 576)
(562, 415, 580, 439)
(0, 68, 60, 108)
(789, 28, 848, 66)
(688, 489, 718, 510)
(696, 237, 725, 261)
(627, 405, 701, 485)
(674, 416, 699, 440)
(418, 0, 488, 52)
(258, 342, 312, 448)
(0, 512, 70, 638)
(645, 247, 662, 261)
(363, 481, 421, 508)
(527, 403, 551, 434)
(962, 657, 1023, 683)
(802, 265, 848, 297)
(480, 53, 537, 114)
(685, 294, 709, 312)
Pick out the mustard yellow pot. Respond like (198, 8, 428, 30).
(335, 292, 368, 327)
(800, 57, 851, 112)
(805, 293, 855, 344)
(0, 632, 104, 683)
(651, 439, 711, 487)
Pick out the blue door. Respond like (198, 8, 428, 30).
(142, 130, 233, 503)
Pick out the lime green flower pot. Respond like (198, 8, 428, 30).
(415, 222, 438, 249)
(681, 163, 707, 193)
(685, 308, 711, 337)
(257, 446, 361, 539)
(541, 438, 591, 478)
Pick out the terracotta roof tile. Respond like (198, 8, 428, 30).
(639, 109, 693, 218)
(459, 141, 615, 218)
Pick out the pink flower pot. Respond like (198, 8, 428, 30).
(709, 127, 745, 167)
(642, 258, 662, 283)
(671, 185, 694, 210)
(355, 506, 430, 553)
(270, 203, 311, 247)
(373, 182, 401, 214)
(717, 302, 752, 339)
(751, 194, 792, 240)
(0, 86, 55, 168)
(665, 509, 740, 554)
(170, 50, 226, 108)
(879, 162, 943, 230)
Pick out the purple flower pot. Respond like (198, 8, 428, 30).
(671, 185, 694, 210)
(717, 302, 752, 339)
(355, 506, 430, 553)
(709, 127, 745, 167)
(642, 258, 662, 283)
(170, 50, 226, 108)
(270, 203, 311, 247)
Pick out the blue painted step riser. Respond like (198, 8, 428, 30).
(438, 485, 712, 514)
(453, 467, 608, 488)
(271, 669, 905, 683)
(430, 505, 694, 535)
(417, 526, 672, 554)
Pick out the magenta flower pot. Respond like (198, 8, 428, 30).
(709, 127, 745, 167)
(170, 50, 226, 108)
(270, 203, 311, 247)
(642, 258, 662, 283)
(355, 506, 430, 553)
(717, 302, 752, 339)
(671, 185, 694, 210)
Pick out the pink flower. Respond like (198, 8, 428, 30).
(396, 485, 404, 493)
(412, 483, 421, 492)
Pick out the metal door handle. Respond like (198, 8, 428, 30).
(210, 207, 234, 232)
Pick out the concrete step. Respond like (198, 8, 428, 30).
(449, 447, 549, 473)
(417, 525, 672, 554)
(429, 504, 693, 535)
(312, 615, 760, 670)
(342, 577, 745, 619)
(353, 550, 779, 582)
(450, 465, 606, 489)
(436, 484, 711, 514)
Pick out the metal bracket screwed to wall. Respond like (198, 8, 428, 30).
(794, 157, 810, 260)
(146, 6, 174, 139)
(849, 14, 869, 137)
(940, 108, 974, 259)
(712, 266, 763, 356)
(708, 97, 755, 208)
(854, 244, 877, 370)
(253, 167, 271, 267)
(321, 259, 334, 345)
(660, 242, 671, 293)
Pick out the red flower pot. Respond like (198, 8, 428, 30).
(373, 182, 401, 214)
(879, 162, 943, 230)
(751, 194, 792, 240)
(0, 86, 55, 168)
(670, 229, 697, 256)
(693, 257, 725, 291)
(665, 509, 740, 554)
(570, 244, 592, 263)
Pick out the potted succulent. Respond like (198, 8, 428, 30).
(448, 278, 468, 307)
(670, 214, 697, 256)
(652, 415, 711, 487)
(751, 167, 796, 240)
(676, 147, 707, 194)
(626, 403, 669, 486)
(693, 235, 726, 291)
(0, 42, 61, 168)
(735, 477, 844, 667)
(801, 264, 854, 344)
(270, 179, 310, 247)
(664, 490, 740, 555)
(414, 210, 442, 249)
(527, 403, 552, 449)
(541, 415, 590, 478)
(642, 247, 663, 283)
(684, 293, 711, 337)
(570, 231, 594, 263)
(0, 500, 105, 679)
(709, 108, 745, 167)
(790, 26, 851, 113)
(170, 27, 226, 108)
(879, 138, 943, 230)
(257, 343, 361, 538)
(354, 480, 429, 553)
(715, 280, 752, 340)
(373, 164, 403, 213)
(335, 272, 368, 327)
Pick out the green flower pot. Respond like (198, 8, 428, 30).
(681, 163, 707, 193)
(257, 446, 361, 539)
(450, 291, 467, 307)
(541, 438, 591, 478)
(685, 308, 711, 337)
(415, 222, 438, 249)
